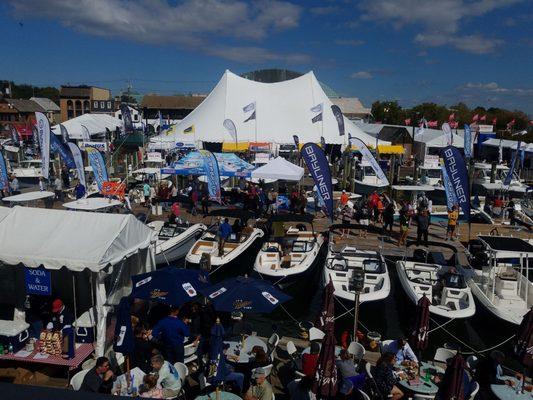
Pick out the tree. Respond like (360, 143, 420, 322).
(10, 82, 60, 103)
(371, 100, 405, 124)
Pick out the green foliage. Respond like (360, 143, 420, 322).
(10, 82, 60, 103)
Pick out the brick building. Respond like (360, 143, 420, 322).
(59, 85, 114, 122)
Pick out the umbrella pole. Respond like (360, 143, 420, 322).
(353, 292, 360, 342)
(126, 355, 131, 387)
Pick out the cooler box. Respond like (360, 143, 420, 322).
(74, 308, 96, 344)
(0, 320, 30, 352)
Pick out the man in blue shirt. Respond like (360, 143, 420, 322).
(384, 336, 418, 366)
(150, 306, 190, 364)
(218, 218, 232, 257)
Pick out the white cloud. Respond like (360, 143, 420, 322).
(8, 0, 305, 63)
(462, 82, 533, 95)
(207, 46, 310, 64)
(358, 0, 522, 54)
(350, 71, 373, 79)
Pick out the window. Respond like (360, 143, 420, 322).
(93, 101, 98, 109)
(100, 101, 105, 109)
(107, 101, 111, 109)
(67, 100, 73, 110)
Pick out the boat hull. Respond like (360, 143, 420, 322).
(154, 226, 206, 266)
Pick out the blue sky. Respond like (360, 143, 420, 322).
(1, 0, 532, 114)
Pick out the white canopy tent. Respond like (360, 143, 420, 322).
(482, 138, 533, 152)
(251, 156, 304, 181)
(414, 128, 464, 149)
(150, 70, 383, 148)
(51, 114, 122, 140)
(0, 207, 156, 356)
(0, 207, 11, 222)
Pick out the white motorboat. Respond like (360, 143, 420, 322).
(396, 260, 476, 318)
(353, 162, 388, 195)
(11, 159, 44, 184)
(186, 210, 264, 273)
(323, 235, 390, 304)
(467, 235, 533, 325)
(132, 167, 171, 182)
(253, 214, 324, 287)
(472, 162, 527, 197)
(148, 220, 207, 265)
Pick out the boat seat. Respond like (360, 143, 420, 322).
(414, 285, 432, 298)
(495, 277, 520, 300)
(192, 241, 215, 254)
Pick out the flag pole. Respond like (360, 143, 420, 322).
(254, 102, 258, 144)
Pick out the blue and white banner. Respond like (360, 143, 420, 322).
(0, 151, 9, 191)
(199, 150, 221, 203)
(163, 152, 254, 177)
(158, 110, 163, 131)
(320, 136, 326, 148)
(301, 143, 334, 221)
(24, 267, 51, 296)
(9, 124, 20, 146)
(504, 141, 521, 187)
(59, 124, 69, 144)
(293, 135, 300, 147)
(331, 105, 345, 136)
(349, 136, 390, 186)
(85, 147, 108, 190)
(464, 124, 472, 158)
(120, 104, 134, 135)
(67, 142, 86, 188)
(50, 131, 76, 169)
(35, 112, 50, 180)
(223, 119, 237, 143)
(520, 146, 525, 169)
(442, 145, 470, 219)
(80, 124, 91, 141)
(441, 166, 458, 210)
(442, 122, 453, 146)
(113, 297, 134, 355)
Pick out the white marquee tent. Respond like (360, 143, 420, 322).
(414, 128, 464, 149)
(0, 207, 156, 356)
(150, 70, 382, 149)
(51, 114, 122, 140)
(482, 138, 533, 152)
(251, 156, 304, 181)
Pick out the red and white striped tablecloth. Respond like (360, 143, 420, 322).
(0, 343, 94, 370)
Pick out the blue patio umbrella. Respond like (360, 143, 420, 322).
(131, 267, 210, 306)
(207, 322, 226, 383)
(113, 296, 134, 356)
(199, 276, 291, 313)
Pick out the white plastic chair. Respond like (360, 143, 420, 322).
(173, 362, 189, 384)
(466, 355, 478, 370)
(198, 373, 211, 390)
(295, 370, 305, 378)
(433, 347, 457, 364)
(309, 327, 325, 341)
(468, 381, 479, 400)
(268, 333, 280, 359)
(252, 363, 273, 378)
(286, 340, 298, 358)
(358, 389, 371, 400)
(184, 341, 199, 364)
(347, 341, 365, 364)
(365, 360, 373, 379)
(70, 369, 90, 390)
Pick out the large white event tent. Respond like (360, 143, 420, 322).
(51, 114, 122, 140)
(414, 128, 465, 149)
(482, 138, 533, 152)
(251, 156, 304, 181)
(0, 207, 156, 356)
(150, 70, 381, 149)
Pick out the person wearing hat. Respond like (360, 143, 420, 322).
(244, 367, 272, 400)
(49, 299, 75, 359)
(338, 378, 354, 399)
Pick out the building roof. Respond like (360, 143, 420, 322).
(330, 97, 371, 116)
(140, 95, 206, 109)
(30, 97, 60, 112)
(60, 85, 91, 98)
(2, 98, 45, 113)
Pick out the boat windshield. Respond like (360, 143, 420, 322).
(292, 240, 313, 253)
(444, 273, 466, 289)
(363, 166, 376, 176)
(363, 259, 384, 273)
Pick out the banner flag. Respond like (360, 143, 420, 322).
(80, 124, 91, 141)
(223, 119, 237, 143)
(120, 104, 134, 135)
(520, 146, 525, 169)
(301, 143, 334, 221)
(330, 105, 345, 136)
(442, 145, 470, 220)
(441, 166, 458, 210)
(35, 111, 50, 180)
(50, 131, 76, 169)
(441, 122, 453, 145)
(243, 102, 255, 113)
(349, 136, 390, 186)
(311, 113, 323, 123)
(244, 111, 256, 122)
(199, 150, 221, 203)
(0, 152, 9, 191)
(464, 124, 472, 158)
(59, 123, 69, 143)
(498, 139, 503, 163)
(158, 110, 163, 131)
(293, 135, 300, 147)
(85, 147, 108, 190)
(310, 103, 323, 113)
(113, 297, 134, 355)
(320, 136, 326, 148)
(9, 124, 20, 146)
(504, 141, 521, 186)
(67, 142, 86, 188)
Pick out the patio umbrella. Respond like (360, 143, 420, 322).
(313, 278, 338, 397)
(316, 278, 335, 333)
(436, 353, 466, 400)
(131, 267, 210, 306)
(199, 276, 291, 313)
(411, 294, 430, 375)
(207, 321, 226, 384)
(113, 297, 134, 356)
(515, 307, 533, 368)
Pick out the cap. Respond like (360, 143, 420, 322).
(342, 189, 346, 193)
(252, 367, 266, 378)
(339, 379, 354, 395)
(52, 299, 63, 313)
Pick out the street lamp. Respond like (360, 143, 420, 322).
(349, 267, 365, 342)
